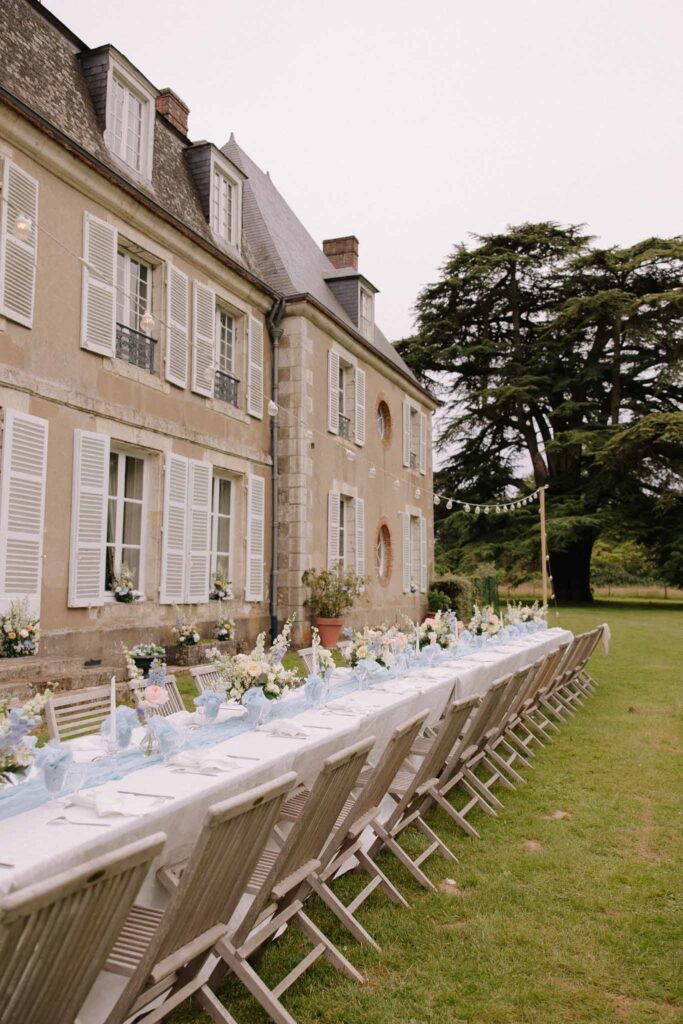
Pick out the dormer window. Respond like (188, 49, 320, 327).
(111, 76, 144, 171)
(360, 286, 374, 339)
(212, 168, 236, 243)
(98, 52, 156, 181)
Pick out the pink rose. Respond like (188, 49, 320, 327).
(144, 685, 169, 707)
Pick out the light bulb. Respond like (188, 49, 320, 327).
(433, 494, 440, 506)
(345, 448, 356, 461)
(446, 499, 453, 511)
(368, 466, 377, 479)
(140, 311, 155, 334)
(306, 429, 314, 440)
(464, 503, 471, 512)
(495, 506, 501, 514)
(13, 212, 32, 241)
(267, 400, 279, 417)
(474, 505, 480, 514)
(415, 488, 421, 499)
(484, 506, 490, 515)
(393, 479, 400, 490)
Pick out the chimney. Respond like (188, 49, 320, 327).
(323, 235, 359, 271)
(156, 88, 189, 135)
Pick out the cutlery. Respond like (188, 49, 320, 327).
(48, 814, 112, 827)
(117, 790, 174, 800)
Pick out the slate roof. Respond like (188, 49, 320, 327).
(223, 135, 419, 385)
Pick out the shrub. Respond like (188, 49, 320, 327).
(433, 574, 474, 622)
(428, 588, 452, 613)
(301, 567, 365, 619)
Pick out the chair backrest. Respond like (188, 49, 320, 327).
(451, 678, 509, 761)
(486, 666, 535, 741)
(415, 695, 481, 790)
(298, 648, 315, 674)
(128, 675, 184, 716)
(548, 635, 588, 694)
(45, 684, 112, 741)
(326, 710, 429, 865)
(107, 773, 298, 1024)
(188, 663, 227, 695)
(235, 737, 374, 945)
(0, 832, 165, 1024)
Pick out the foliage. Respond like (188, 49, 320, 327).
(398, 223, 683, 599)
(590, 539, 661, 587)
(428, 588, 452, 613)
(433, 573, 474, 621)
(0, 600, 39, 658)
(301, 567, 365, 619)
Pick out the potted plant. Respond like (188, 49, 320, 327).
(0, 599, 40, 658)
(301, 567, 364, 648)
(111, 562, 142, 603)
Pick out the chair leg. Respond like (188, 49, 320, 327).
(308, 874, 381, 951)
(354, 848, 410, 908)
(372, 821, 437, 892)
(485, 746, 526, 785)
(462, 769, 504, 812)
(295, 910, 364, 984)
(202, 939, 299, 1024)
(430, 788, 480, 839)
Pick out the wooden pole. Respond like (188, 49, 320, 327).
(539, 486, 548, 607)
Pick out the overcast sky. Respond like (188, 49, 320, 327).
(50, 0, 683, 341)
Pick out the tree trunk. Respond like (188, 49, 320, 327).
(550, 535, 595, 603)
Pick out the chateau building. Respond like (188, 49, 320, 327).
(0, 0, 436, 662)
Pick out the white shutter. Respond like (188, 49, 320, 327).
(245, 473, 266, 601)
(354, 497, 365, 578)
(160, 454, 189, 604)
(402, 512, 411, 593)
(166, 266, 189, 388)
(246, 315, 264, 418)
(419, 412, 427, 475)
(419, 515, 427, 592)
(354, 367, 366, 446)
(68, 430, 109, 607)
(80, 213, 116, 356)
(327, 490, 340, 569)
(186, 460, 212, 603)
(328, 350, 340, 435)
(0, 411, 48, 616)
(0, 160, 39, 328)
(191, 282, 215, 397)
(402, 401, 411, 467)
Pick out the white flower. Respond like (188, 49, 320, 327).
(246, 661, 261, 678)
(357, 645, 368, 659)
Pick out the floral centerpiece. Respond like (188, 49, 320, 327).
(209, 570, 234, 602)
(468, 604, 502, 638)
(111, 563, 142, 603)
(0, 689, 52, 783)
(342, 624, 407, 669)
(205, 618, 298, 703)
(506, 600, 548, 625)
(307, 626, 335, 676)
(422, 610, 462, 650)
(302, 567, 365, 648)
(214, 618, 235, 642)
(1, 599, 39, 658)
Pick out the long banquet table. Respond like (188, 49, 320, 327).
(0, 628, 571, 905)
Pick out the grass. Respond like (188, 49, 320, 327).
(169, 601, 683, 1024)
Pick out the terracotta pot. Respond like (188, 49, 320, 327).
(425, 612, 437, 620)
(314, 617, 344, 648)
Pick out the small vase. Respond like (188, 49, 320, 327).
(139, 718, 159, 757)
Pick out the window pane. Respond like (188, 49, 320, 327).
(218, 478, 231, 516)
(116, 252, 125, 324)
(106, 499, 116, 544)
(105, 547, 116, 591)
(122, 500, 142, 546)
(124, 456, 144, 500)
(216, 515, 230, 554)
(215, 554, 230, 578)
(121, 547, 140, 582)
(108, 452, 118, 497)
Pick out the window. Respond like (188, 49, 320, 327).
(376, 523, 392, 585)
(212, 169, 235, 243)
(115, 249, 155, 372)
(360, 287, 374, 338)
(338, 365, 352, 439)
(106, 450, 144, 593)
(111, 76, 145, 173)
(376, 400, 391, 444)
(213, 307, 239, 406)
(210, 476, 232, 583)
(409, 408, 420, 469)
(338, 497, 348, 568)
(328, 491, 364, 575)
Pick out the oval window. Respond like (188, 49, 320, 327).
(376, 523, 392, 585)
(376, 400, 391, 445)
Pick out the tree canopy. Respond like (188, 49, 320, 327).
(397, 223, 683, 601)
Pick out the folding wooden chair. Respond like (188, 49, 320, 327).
(189, 663, 227, 695)
(362, 696, 482, 891)
(195, 738, 375, 1024)
(101, 772, 298, 1024)
(128, 674, 185, 716)
(0, 832, 165, 1024)
(279, 710, 430, 950)
(46, 684, 112, 741)
(297, 647, 316, 674)
(499, 647, 568, 758)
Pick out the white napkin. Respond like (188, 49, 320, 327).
(68, 735, 106, 751)
(65, 790, 152, 818)
(167, 750, 236, 772)
(257, 718, 309, 737)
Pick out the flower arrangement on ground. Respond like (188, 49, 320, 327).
(209, 570, 234, 602)
(173, 609, 200, 646)
(0, 599, 39, 658)
(469, 604, 502, 637)
(506, 600, 548, 625)
(214, 618, 235, 641)
(111, 563, 142, 603)
(205, 619, 298, 702)
(124, 643, 166, 680)
(0, 689, 52, 780)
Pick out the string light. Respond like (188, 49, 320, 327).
(415, 488, 421, 499)
(433, 494, 440, 506)
(345, 448, 356, 461)
(267, 400, 279, 417)
(368, 466, 377, 479)
(13, 212, 33, 241)
(140, 311, 155, 334)
(393, 479, 400, 490)
(446, 499, 453, 510)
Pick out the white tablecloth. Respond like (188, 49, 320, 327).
(0, 629, 571, 903)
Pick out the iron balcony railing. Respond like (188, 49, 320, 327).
(214, 369, 240, 407)
(116, 323, 156, 373)
(339, 413, 351, 439)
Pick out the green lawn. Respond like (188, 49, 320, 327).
(171, 601, 682, 1023)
